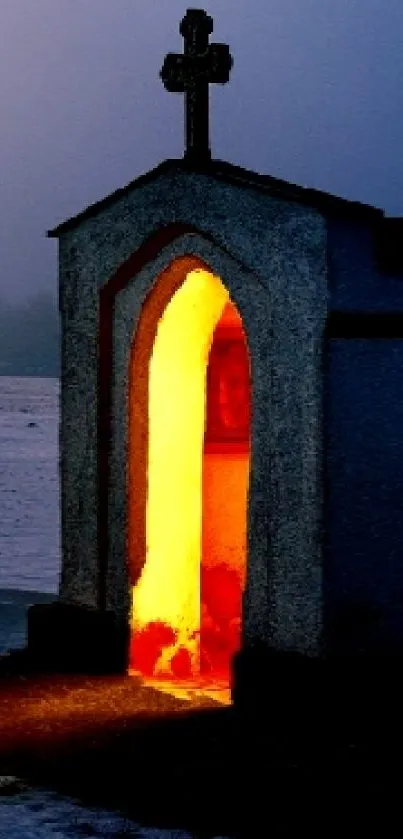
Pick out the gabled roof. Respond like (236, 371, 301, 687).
(48, 157, 386, 238)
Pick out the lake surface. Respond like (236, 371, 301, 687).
(0, 377, 60, 654)
(0, 376, 60, 594)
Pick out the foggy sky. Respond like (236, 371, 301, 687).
(1, 0, 402, 303)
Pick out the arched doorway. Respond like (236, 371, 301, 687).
(127, 257, 251, 701)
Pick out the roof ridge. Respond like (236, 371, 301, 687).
(48, 157, 390, 238)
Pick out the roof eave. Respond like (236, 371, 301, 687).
(47, 159, 177, 238)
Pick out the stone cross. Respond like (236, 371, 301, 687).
(160, 9, 233, 163)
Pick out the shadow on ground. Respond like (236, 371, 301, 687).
(0, 593, 402, 837)
(0, 663, 401, 837)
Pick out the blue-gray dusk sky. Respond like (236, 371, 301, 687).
(1, 0, 402, 303)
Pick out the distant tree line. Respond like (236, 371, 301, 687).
(0, 290, 60, 377)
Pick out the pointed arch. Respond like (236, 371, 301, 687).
(99, 225, 271, 662)
(127, 262, 250, 687)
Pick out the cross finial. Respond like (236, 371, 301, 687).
(160, 9, 233, 164)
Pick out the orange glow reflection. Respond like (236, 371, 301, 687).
(128, 266, 250, 703)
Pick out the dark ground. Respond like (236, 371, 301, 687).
(0, 662, 401, 837)
(0, 592, 401, 837)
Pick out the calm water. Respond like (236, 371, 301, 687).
(0, 376, 60, 594)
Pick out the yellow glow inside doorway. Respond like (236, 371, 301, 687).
(131, 268, 229, 677)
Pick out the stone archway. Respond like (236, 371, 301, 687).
(126, 256, 251, 698)
(102, 227, 273, 690)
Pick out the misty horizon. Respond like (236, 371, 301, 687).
(0, 290, 59, 377)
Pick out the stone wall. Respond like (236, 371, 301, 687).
(57, 165, 327, 656)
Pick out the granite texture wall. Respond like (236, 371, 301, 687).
(57, 165, 327, 656)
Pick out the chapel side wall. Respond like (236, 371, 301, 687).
(325, 217, 403, 653)
(57, 235, 100, 609)
(327, 216, 403, 311)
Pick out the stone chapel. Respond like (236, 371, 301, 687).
(28, 9, 403, 703)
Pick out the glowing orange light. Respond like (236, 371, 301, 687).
(128, 265, 250, 702)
